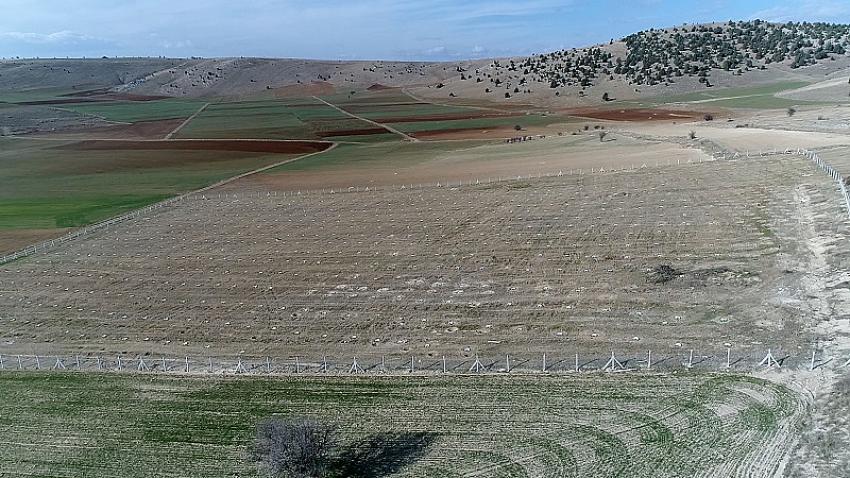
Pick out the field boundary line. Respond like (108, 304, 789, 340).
(164, 101, 209, 139)
(312, 95, 419, 142)
(0, 143, 337, 265)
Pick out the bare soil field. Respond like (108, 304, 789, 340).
(236, 134, 704, 191)
(1, 154, 845, 364)
(0, 228, 72, 256)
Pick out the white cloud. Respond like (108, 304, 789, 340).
(160, 39, 193, 50)
(0, 30, 96, 44)
(425, 46, 447, 55)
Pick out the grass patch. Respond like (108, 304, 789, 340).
(0, 86, 93, 104)
(0, 138, 300, 230)
(0, 372, 801, 478)
(177, 100, 382, 140)
(62, 99, 208, 122)
(636, 80, 825, 109)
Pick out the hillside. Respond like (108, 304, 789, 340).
(2, 20, 850, 111)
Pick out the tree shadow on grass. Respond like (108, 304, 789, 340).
(332, 431, 438, 478)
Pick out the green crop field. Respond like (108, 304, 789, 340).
(177, 100, 391, 140)
(0, 86, 91, 104)
(61, 98, 208, 122)
(0, 372, 803, 478)
(319, 89, 415, 105)
(0, 138, 299, 231)
(635, 80, 825, 109)
(344, 103, 480, 120)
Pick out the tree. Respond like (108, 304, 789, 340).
(787, 107, 796, 117)
(688, 130, 697, 139)
(703, 114, 714, 121)
(602, 92, 610, 101)
(598, 131, 608, 142)
(250, 417, 337, 478)
(514, 124, 523, 131)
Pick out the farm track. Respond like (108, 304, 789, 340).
(164, 101, 209, 139)
(312, 95, 419, 141)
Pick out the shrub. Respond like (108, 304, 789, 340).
(249, 417, 337, 478)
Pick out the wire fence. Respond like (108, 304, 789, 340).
(804, 149, 850, 221)
(2, 347, 848, 376)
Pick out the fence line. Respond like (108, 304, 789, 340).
(1, 347, 848, 376)
(0, 147, 840, 266)
(803, 149, 850, 220)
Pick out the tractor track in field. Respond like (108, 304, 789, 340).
(312, 95, 419, 142)
(164, 101, 209, 139)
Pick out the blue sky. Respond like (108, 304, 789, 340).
(2, 0, 850, 60)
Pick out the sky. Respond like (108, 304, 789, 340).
(2, 0, 850, 61)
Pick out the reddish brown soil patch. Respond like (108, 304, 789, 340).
(58, 139, 330, 155)
(95, 118, 185, 139)
(320, 128, 388, 137)
(29, 118, 186, 140)
(272, 81, 336, 98)
(566, 108, 702, 122)
(104, 92, 172, 101)
(377, 112, 515, 123)
(60, 88, 170, 102)
(60, 87, 111, 97)
(17, 98, 108, 106)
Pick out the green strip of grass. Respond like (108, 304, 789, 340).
(0, 195, 169, 229)
(636, 80, 825, 109)
(0, 86, 93, 103)
(62, 99, 208, 122)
